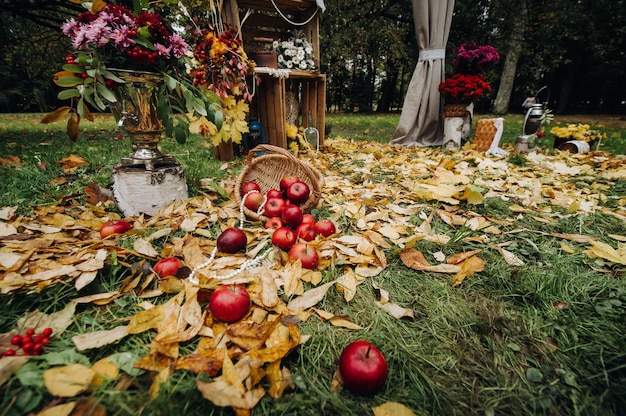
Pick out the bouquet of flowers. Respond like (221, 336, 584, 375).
(438, 73, 492, 105)
(453, 42, 501, 76)
(274, 31, 316, 71)
(42, 1, 221, 143)
(185, 11, 255, 146)
(189, 23, 255, 102)
(550, 123, 606, 143)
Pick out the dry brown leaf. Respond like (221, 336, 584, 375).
(266, 360, 294, 399)
(287, 280, 337, 311)
(133, 238, 159, 258)
(72, 325, 129, 351)
(550, 232, 597, 243)
(336, 269, 358, 301)
(43, 364, 95, 397)
(36, 402, 77, 416)
(127, 303, 165, 334)
(399, 248, 430, 270)
(587, 241, 626, 265)
(447, 249, 483, 265)
(0, 356, 30, 387)
(227, 319, 280, 351)
(196, 379, 265, 410)
(58, 154, 87, 174)
(176, 349, 225, 376)
(494, 245, 525, 266)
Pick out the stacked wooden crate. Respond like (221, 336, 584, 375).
(223, 0, 326, 149)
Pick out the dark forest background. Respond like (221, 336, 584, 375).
(1, 0, 624, 115)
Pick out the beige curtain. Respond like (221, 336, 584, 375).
(390, 0, 455, 147)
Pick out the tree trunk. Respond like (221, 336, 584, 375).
(493, 0, 528, 115)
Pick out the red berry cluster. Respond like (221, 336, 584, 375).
(126, 46, 160, 66)
(2, 328, 53, 357)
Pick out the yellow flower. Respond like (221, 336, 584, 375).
(550, 123, 606, 143)
(286, 123, 299, 139)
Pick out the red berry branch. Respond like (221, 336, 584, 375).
(2, 327, 53, 357)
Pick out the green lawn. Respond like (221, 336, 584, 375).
(1, 112, 625, 416)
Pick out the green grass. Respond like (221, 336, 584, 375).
(1, 113, 625, 415)
(325, 112, 626, 154)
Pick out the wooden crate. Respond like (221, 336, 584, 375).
(254, 71, 326, 148)
(223, 0, 326, 149)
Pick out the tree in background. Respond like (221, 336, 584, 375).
(0, 0, 624, 114)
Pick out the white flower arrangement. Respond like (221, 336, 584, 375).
(273, 31, 316, 71)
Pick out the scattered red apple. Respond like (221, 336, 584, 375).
(153, 257, 183, 278)
(282, 204, 303, 228)
(272, 227, 296, 251)
(266, 189, 283, 200)
(208, 284, 250, 322)
(99, 220, 131, 238)
(216, 227, 247, 253)
(241, 181, 261, 195)
(315, 219, 336, 238)
(287, 181, 310, 206)
(295, 222, 317, 241)
(244, 190, 265, 211)
(301, 213, 316, 226)
(264, 197, 286, 218)
(339, 340, 388, 396)
(280, 175, 300, 196)
(265, 217, 284, 230)
(288, 242, 318, 269)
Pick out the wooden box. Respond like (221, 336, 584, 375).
(223, 0, 326, 149)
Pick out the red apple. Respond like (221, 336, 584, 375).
(287, 181, 310, 206)
(271, 227, 296, 251)
(244, 190, 265, 211)
(209, 284, 250, 322)
(241, 181, 261, 195)
(266, 189, 283, 200)
(265, 217, 284, 230)
(216, 227, 247, 254)
(301, 213, 316, 226)
(153, 257, 183, 278)
(99, 220, 131, 238)
(281, 204, 303, 228)
(295, 222, 318, 241)
(280, 175, 300, 196)
(315, 219, 337, 238)
(288, 242, 318, 269)
(339, 340, 388, 395)
(264, 197, 286, 218)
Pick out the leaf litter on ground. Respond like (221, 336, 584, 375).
(0, 136, 625, 413)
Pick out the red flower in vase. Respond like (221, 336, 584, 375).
(438, 73, 492, 105)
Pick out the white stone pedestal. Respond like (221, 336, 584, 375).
(113, 163, 188, 217)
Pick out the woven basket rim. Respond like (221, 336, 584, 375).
(235, 145, 324, 221)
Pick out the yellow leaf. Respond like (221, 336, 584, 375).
(372, 402, 416, 416)
(452, 255, 486, 287)
(36, 402, 77, 416)
(43, 364, 95, 397)
(91, 0, 107, 12)
(587, 241, 626, 265)
(221, 353, 245, 391)
(560, 242, 575, 254)
(266, 361, 294, 399)
(91, 357, 120, 387)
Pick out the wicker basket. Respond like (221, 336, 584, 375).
(235, 145, 324, 221)
(443, 103, 469, 117)
(473, 118, 502, 151)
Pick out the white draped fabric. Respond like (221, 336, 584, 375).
(390, 0, 455, 147)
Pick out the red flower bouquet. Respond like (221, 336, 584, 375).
(438, 73, 492, 105)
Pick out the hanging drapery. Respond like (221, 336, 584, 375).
(390, 0, 455, 147)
